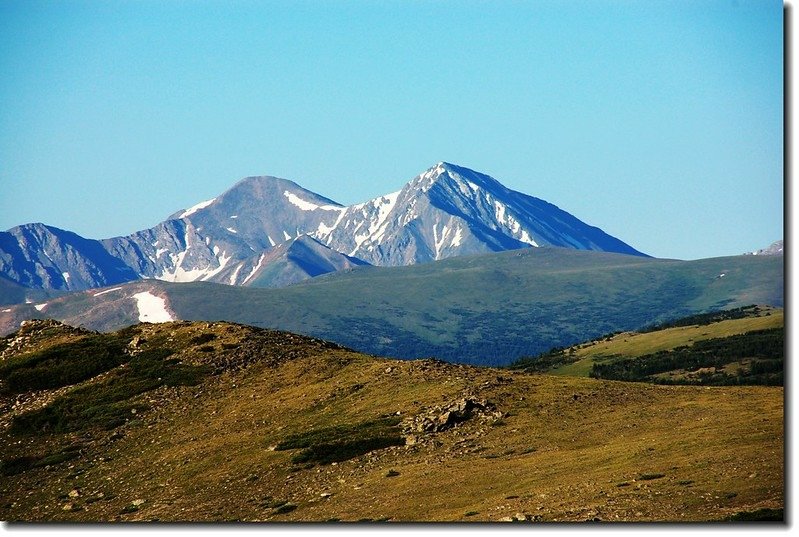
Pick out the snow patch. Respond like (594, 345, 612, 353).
(62, 271, 71, 282)
(2, 308, 11, 313)
(226, 227, 237, 234)
(230, 215, 238, 219)
(519, 229, 538, 247)
(228, 264, 243, 285)
(178, 198, 216, 218)
(267, 235, 276, 247)
(156, 241, 232, 282)
(316, 209, 347, 238)
(283, 230, 291, 241)
(451, 225, 464, 248)
(132, 291, 174, 323)
(493, 200, 538, 246)
(34, 303, 47, 312)
(369, 191, 401, 242)
(283, 191, 342, 212)
(348, 191, 401, 254)
(94, 287, 123, 297)
(242, 253, 267, 285)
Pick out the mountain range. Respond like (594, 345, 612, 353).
(0, 162, 645, 297)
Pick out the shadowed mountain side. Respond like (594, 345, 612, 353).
(216, 235, 370, 288)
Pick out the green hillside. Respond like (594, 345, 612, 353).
(165, 248, 782, 365)
(0, 248, 783, 366)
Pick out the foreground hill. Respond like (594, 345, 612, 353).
(0, 321, 783, 522)
(0, 247, 783, 365)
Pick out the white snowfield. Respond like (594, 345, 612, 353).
(178, 198, 216, 219)
(132, 291, 174, 323)
(283, 190, 343, 212)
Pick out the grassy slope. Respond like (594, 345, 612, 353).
(550, 308, 784, 377)
(0, 321, 784, 522)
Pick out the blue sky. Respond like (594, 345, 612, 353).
(0, 0, 783, 260)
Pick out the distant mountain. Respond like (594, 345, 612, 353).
(745, 240, 783, 256)
(0, 247, 782, 365)
(0, 224, 139, 291)
(100, 176, 346, 284)
(0, 163, 645, 295)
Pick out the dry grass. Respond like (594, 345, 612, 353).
(0, 322, 784, 522)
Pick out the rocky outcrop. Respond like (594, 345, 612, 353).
(1, 319, 91, 360)
(402, 397, 503, 444)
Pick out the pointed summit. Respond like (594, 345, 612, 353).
(213, 234, 369, 288)
(412, 162, 503, 188)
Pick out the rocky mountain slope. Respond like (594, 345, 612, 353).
(745, 240, 783, 256)
(0, 224, 139, 292)
(0, 320, 783, 522)
(1, 163, 645, 296)
(0, 247, 782, 366)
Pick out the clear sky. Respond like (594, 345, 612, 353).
(0, 0, 783, 260)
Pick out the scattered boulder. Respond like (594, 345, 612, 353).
(500, 513, 541, 522)
(127, 336, 144, 354)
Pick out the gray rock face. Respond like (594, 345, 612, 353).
(0, 162, 646, 294)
